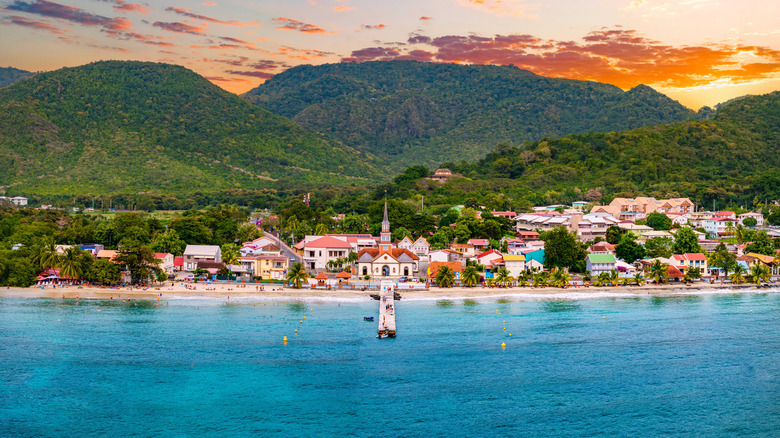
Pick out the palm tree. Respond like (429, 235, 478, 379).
(551, 269, 571, 288)
(725, 220, 736, 237)
(286, 262, 308, 289)
(347, 251, 358, 268)
(748, 264, 770, 284)
(734, 224, 746, 244)
(495, 267, 513, 287)
(633, 273, 644, 286)
(31, 237, 59, 270)
(595, 272, 611, 287)
(59, 247, 84, 281)
(532, 271, 549, 287)
(650, 260, 669, 284)
(609, 269, 620, 286)
(435, 266, 455, 288)
(729, 265, 745, 284)
(462, 265, 480, 287)
(582, 270, 592, 283)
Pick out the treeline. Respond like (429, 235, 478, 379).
(0, 205, 262, 287)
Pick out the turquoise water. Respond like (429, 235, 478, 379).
(1, 291, 780, 437)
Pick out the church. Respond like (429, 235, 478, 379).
(355, 200, 419, 279)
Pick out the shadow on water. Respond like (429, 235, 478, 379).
(462, 299, 478, 307)
(496, 298, 512, 304)
(436, 300, 455, 307)
(287, 301, 308, 313)
(541, 301, 581, 313)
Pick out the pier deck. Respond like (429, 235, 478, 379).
(378, 292, 396, 337)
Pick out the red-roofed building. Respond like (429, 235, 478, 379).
(174, 256, 183, 272)
(427, 261, 464, 281)
(356, 248, 419, 279)
(468, 239, 490, 252)
(588, 242, 616, 255)
(302, 236, 354, 270)
(490, 211, 517, 219)
(671, 253, 708, 276)
(476, 249, 503, 268)
(154, 253, 175, 273)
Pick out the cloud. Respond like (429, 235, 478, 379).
(225, 70, 275, 80)
(361, 24, 385, 31)
(419, 16, 433, 20)
(2, 14, 66, 33)
(202, 1, 217, 5)
(6, 0, 132, 33)
(342, 28, 780, 90)
(153, 21, 206, 35)
(112, 1, 148, 14)
(204, 75, 250, 83)
(165, 7, 257, 27)
(273, 17, 330, 34)
(334, 5, 354, 12)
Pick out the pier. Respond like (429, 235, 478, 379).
(378, 291, 396, 337)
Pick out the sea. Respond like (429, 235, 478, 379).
(1, 289, 779, 437)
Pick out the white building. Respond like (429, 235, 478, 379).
(301, 236, 353, 271)
(182, 245, 221, 271)
(738, 212, 764, 227)
(586, 253, 617, 276)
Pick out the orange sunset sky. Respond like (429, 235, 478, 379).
(2, 0, 779, 109)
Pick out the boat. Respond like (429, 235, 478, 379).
(363, 316, 374, 321)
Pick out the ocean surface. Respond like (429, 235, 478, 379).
(1, 290, 779, 437)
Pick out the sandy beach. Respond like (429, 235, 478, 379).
(1, 281, 777, 302)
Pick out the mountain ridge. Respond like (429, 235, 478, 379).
(243, 60, 701, 169)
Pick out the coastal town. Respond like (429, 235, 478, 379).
(15, 182, 779, 294)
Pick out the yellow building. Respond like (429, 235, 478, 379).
(256, 256, 289, 281)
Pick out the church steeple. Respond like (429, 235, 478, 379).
(380, 198, 391, 252)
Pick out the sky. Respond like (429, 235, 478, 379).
(1, 0, 780, 109)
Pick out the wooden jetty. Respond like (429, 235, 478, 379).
(378, 291, 396, 338)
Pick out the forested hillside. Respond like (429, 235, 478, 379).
(0, 61, 377, 195)
(425, 91, 780, 208)
(244, 61, 700, 169)
(0, 67, 34, 88)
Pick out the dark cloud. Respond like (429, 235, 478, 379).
(225, 70, 275, 79)
(273, 17, 330, 34)
(152, 21, 206, 35)
(165, 6, 257, 27)
(3, 14, 66, 33)
(6, 0, 132, 33)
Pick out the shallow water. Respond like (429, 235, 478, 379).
(1, 291, 779, 437)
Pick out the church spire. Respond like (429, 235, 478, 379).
(380, 197, 391, 252)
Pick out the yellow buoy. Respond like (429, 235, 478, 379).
(311, 308, 313, 312)
(509, 334, 512, 336)
(503, 327, 506, 331)
(750, 310, 753, 314)
(300, 320, 303, 324)
(303, 316, 306, 320)
(602, 316, 605, 319)
(498, 312, 501, 315)
(501, 342, 506, 348)
(503, 320, 505, 323)
(294, 329, 297, 334)
(283, 336, 287, 343)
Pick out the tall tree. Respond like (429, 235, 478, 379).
(671, 227, 702, 254)
(646, 212, 672, 231)
(113, 240, 160, 284)
(615, 234, 646, 263)
(543, 226, 586, 269)
(286, 262, 308, 289)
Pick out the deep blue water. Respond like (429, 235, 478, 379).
(1, 291, 779, 437)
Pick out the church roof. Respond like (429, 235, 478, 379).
(357, 248, 419, 262)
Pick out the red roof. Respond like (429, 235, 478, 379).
(174, 257, 183, 266)
(154, 253, 170, 260)
(477, 249, 502, 259)
(336, 271, 352, 279)
(305, 236, 353, 249)
(314, 272, 329, 280)
(667, 265, 685, 277)
(684, 253, 707, 261)
(468, 239, 490, 246)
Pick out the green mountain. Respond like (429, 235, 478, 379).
(0, 67, 35, 88)
(433, 91, 780, 207)
(0, 61, 376, 195)
(243, 61, 698, 169)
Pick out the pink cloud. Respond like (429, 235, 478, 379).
(273, 17, 331, 34)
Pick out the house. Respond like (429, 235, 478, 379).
(591, 197, 694, 220)
(96, 249, 118, 261)
(196, 261, 224, 276)
(506, 238, 530, 255)
(77, 244, 105, 256)
(704, 217, 737, 237)
(588, 242, 616, 255)
(572, 201, 589, 211)
(503, 254, 527, 278)
(476, 250, 503, 269)
(586, 253, 617, 276)
(10, 196, 28, 206)
(412, 237, 430, 262)
(490, 211, 517, 220)
(429, 249, 463, 264)
(155, 253, 175, 273)
(575, 214, 621, 240)
(713, 211, 737, 220)
(738, 212, 764, 227)
(295, 234, 377, 254)
(468, 239, 490, 252)
(745, 252, 778, 275)
(670, 253, 708, 277)
(240, 236, 282, 256)
(301, 236, 353, 270)
(450, 243, 476, 257)
(397, 236, 414, 252)
(665, 213, 690, 226)
(173, 256, 184, 272)
(183, 245, 221, 272)
(356, 248, 419, 279)
(427, 168, 453, 183)
(427, 261, 463, 282)
(256, 256, 289, 281)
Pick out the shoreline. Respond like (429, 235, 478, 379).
(1, 282, 777, 303)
